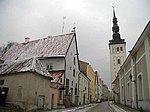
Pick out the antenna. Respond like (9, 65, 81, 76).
(62, 16, 66, 33)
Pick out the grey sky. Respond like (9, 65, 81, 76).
(0, 0, 150, 88)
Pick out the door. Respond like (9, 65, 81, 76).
(51, 94, 54, 109)
(38, 95, 45, 109)
(83, 94, 85, 104)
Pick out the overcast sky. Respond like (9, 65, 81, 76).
(0, 0, 150, 88)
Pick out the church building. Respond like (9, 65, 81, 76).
(108, 8, 126, 89)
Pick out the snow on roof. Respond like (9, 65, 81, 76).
(0, 57, 53, 79)
(1, 33, 74, 61)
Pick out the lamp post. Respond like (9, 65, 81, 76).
(129, 74, 136, 82)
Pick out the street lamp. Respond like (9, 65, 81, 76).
(129, 74, 136, 83)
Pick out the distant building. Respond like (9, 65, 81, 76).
(78, 72, 90, 105)
(102, 82, 109, 101)
(97, 77, 103, 101)
(79, 61, 96, 103)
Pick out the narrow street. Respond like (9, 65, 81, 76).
(86, 102, 113, 112)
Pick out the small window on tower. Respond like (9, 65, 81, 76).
(117, 59, 121, 64)
(120, 47, 123, 51)
(117, 47, 119, 51)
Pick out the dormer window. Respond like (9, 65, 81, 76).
(46, 63, 53, 71)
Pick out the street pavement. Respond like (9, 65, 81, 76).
(0, 102, 141, 112)
(47, 103, 97, 112)
(48, 101, 141, 112)
(86, 102, 114, 112)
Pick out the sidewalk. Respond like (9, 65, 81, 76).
(110, 102, 140, 112)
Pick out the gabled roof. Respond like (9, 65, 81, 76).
(1, 33, 74, 61)
(0, 57, 52, 79)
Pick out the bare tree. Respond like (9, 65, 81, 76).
(0, 41, 14, 57)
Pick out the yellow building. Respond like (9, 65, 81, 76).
(79, 61, 96, 103)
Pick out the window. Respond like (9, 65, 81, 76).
(120, 47, 123, 51)
(117, 59, 121, 64)
(17, 86, 22, 99)
(75, 83, 77, 95)
(0, 80, 4, 85)
(127, 83, 130, 101)
(72, 81, 73, 86)
(59, 90, 62, 100)
(138, 75, 143, 100)
(66, 79, 69, 94)
(46, 63, 53, 71)
(117, 47, 119, 51)
(74, 57, 76, 65)
(70, 66, 72, 70)
(73, 69, 75, 77)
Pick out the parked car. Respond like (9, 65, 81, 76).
(96, 98, 104, 103)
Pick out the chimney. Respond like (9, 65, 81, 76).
(25, 37, 30, 43)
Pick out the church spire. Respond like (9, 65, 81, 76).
(109, 7, 125, 45)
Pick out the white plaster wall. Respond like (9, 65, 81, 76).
(40, 58, 65, 71)
(109, 44, 126, 83)
(65, 37, 79, 104)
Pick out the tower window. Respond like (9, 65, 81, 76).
(120, 47, 123, 51)
(117, 59, 121, 64)
(117, 47, 119, 51)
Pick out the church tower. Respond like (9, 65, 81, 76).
(109, 7, 126, 87)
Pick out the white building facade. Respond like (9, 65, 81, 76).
(118, 21, 150, 111)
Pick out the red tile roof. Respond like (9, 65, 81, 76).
(49, 71, 64, 82)
(1, 33, 74, 61)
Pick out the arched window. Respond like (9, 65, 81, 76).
(120, 47, 123, 51)
(117, 59, 121, 64)
(117, 47, 119, 51)
(138, 75, 143, 100)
